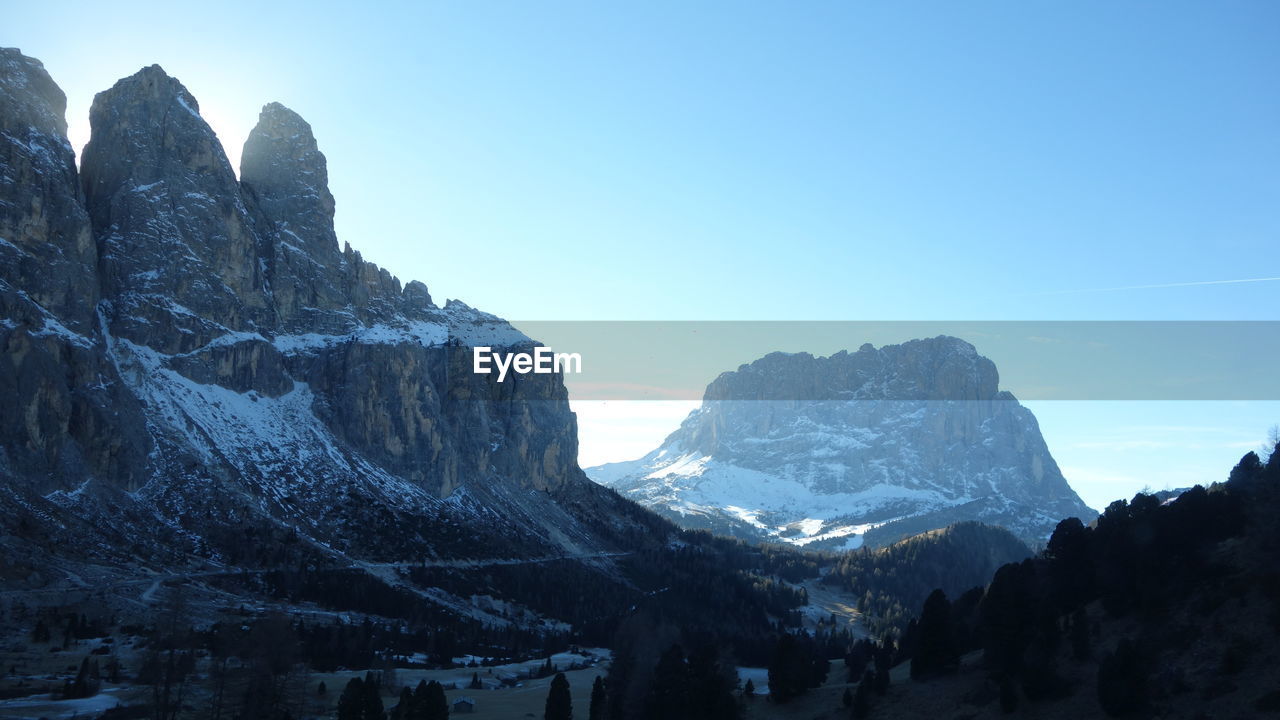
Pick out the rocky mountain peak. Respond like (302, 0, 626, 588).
(590, 337, 1094, 548)
(240, 101, 337, 255)
(2, 52, 607, 570)
(1, 48, 69, 137)
(703, 336, 998, 403)
(239, 102, 442, 329)
(82, 64, 226, 193)
(82, 63, 271, 350)
(0, 48, 99, 329)
(255, 100, 312, 135)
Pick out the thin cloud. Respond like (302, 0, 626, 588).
(1034, 276, 1280, 296)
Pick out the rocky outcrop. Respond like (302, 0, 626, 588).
(0, 49, 607, 574)
(0, 49, 150, 495)
(0, 49, 99, 328)
(240, 102, 349, 333)
(240, 101, 440, 334)
(82, 65, 272, 353)
(589, 337, 1097, 548)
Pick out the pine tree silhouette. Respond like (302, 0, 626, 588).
(545, 672, 572, 720)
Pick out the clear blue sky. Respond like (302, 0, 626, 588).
(7, 1, 1278, 508)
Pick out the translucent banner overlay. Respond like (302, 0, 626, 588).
(496, 321, 1279, 401)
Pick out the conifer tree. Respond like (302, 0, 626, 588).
(910, 589, 959, 679)
(362, 672, 385, 720)
(1045, 517, 1093, 609)
(1228, 451, 1264, 485)
(768, 634, 805, 702)
(686, 643, 740, 720)
(389, 686, 412, 720)
(337, 677, 365, 720)
(545, 672, 572, 720)
(64, 656, 99, 699)
(419, 679, 449, 720)
(589, 675, 607, 720)
(872, 646, 891, 695)
(646, 645, 691, 718)
(851, 673, 871, 719)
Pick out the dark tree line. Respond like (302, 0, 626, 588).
(602, 615, 742, 720)
(823, 522, 1032, 641)
(894, 447, 1280, 717)
(406, 560, 641, 647)
(222, 501, 827, 668)
(616, 540, 811, 665)
(766, 632, 830, 702)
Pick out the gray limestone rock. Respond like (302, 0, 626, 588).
(0, 51, 603, 575)
(81, 65, 272, 353)
(0, 48, 99, 328)
(0, 49, 150, 495)
(589, 337, 1097, 548)
(240, 102, 351, 333)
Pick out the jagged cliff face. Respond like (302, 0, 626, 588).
(240, 101, 420, 333)
(0, 50, 98, 327)
(0, 49, 150, 496)
(0, 50, 608, 577)
(83, 66, 272, 351)
(588, 337, 1097, 548)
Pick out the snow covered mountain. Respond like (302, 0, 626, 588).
(588, 339, 1097, 548)
(0, 50, 649, 595)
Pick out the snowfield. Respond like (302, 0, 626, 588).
(619, 450, 939, 547)
(588, 343, 1098, 548)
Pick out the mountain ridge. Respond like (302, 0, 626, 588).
(0, 49, 640, 602)
(588, 337, 1096, 548)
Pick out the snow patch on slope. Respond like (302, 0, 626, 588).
(269, 301, 532, 355)
(619, 451, 938, 547)
(273, 320, 448, 354)
(110, 336, 434, 510)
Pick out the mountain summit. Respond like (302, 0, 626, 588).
(588, 337, 1096, 548)
(0, 50, 632, 587)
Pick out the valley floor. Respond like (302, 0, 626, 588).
(0, 650, 611, 720)
(309, 653, 610, 720)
